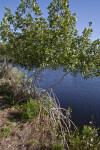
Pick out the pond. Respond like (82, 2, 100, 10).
(19, 67, 100, 128)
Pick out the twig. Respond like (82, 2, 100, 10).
(44, 71, 70, 93)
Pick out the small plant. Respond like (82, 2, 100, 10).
(25, 140, 33, 147)
(53, 142, 64, 150)
(0, 127, 11, 137)
(69, 125, 100, 150)
(9, 115, 16, 122)
(0, 83, 14, 105)
(6, 121, 12, 126)
(21, 98, 39, 121)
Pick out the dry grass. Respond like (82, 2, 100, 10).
(0, 66, 76, 150)
(0, 107, 54, 150)
(0, 68, 54, 149)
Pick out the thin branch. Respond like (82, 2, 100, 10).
(14, 67, 45, 98)
(44, 71, 71, 93)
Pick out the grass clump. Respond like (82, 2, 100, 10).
(53, 143, 64, 150)
(21, 98, 39, 121)
(0, 127, 11, 137)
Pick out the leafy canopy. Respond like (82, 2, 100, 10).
(0, 0, 100, 77)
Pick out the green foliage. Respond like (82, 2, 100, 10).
(0, 2, 100, 147)
(21, 99, 39, 121)
(53, 142, 64, 150)
(6, 121, 12, 126)
(0, 127, 11, 137)
(0, 83, 14, 105)
(0, 71, 3, 79)
(10, 67, 24, 85)
(0, 0, 99, 77)
(69, 125, 100, 150)
(0, 42, 7, 60)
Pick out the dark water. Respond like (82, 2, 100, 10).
(19, 67, 100, 128)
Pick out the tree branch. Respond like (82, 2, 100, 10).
(44, 71, 71, 93)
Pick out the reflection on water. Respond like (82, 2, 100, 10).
(19, 67, 100, 128)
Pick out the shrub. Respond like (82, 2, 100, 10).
(21, 99, 39, 121)
(0, 83, 14, 105)
(69, 125, 100, 150)
(53, 143, 64, 150)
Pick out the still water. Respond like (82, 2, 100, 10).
(19, 67, 100, 128)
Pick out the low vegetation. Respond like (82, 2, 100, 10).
(0, 0, 100, 149)
(0, 65, 100, 150)
(21, 99, 39, 121)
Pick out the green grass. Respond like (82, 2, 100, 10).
(0, 127, 11, 137)
(21, 98, 39, 121)
(53, 143, 64, 150)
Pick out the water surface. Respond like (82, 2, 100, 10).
(19, 67, 100, 128)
